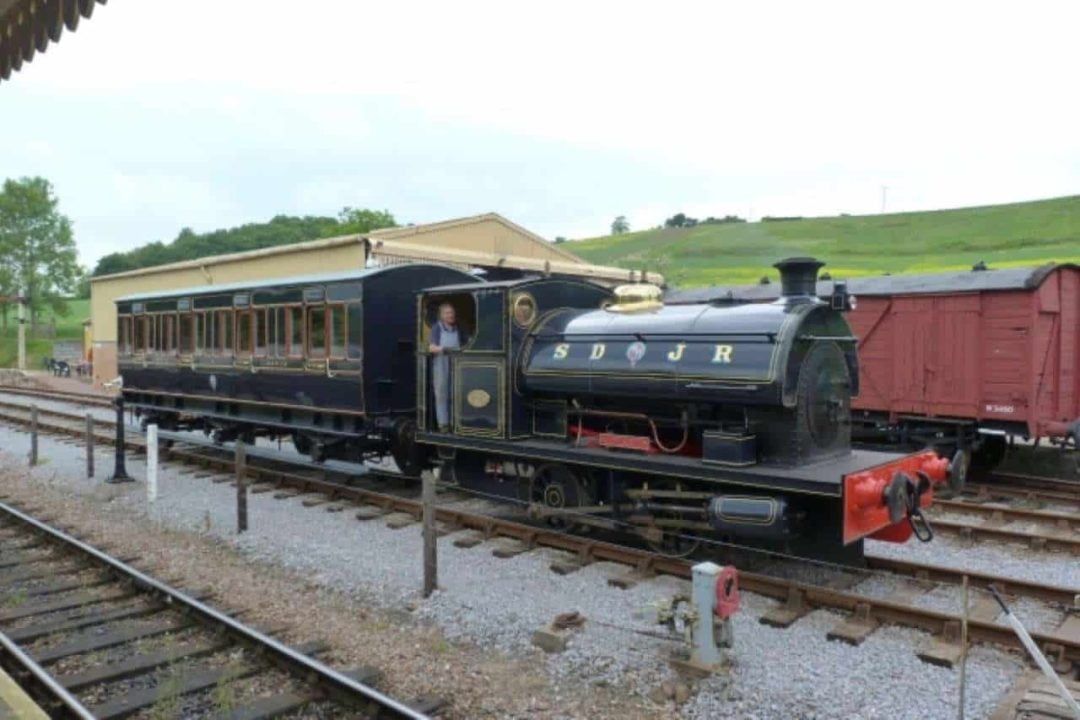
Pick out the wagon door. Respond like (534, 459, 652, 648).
(890, 297, 933, 414)
(979, 290, 1031, 424)
(926, 294, 981, 418)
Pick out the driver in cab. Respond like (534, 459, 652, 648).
(429, 302, 468, 432)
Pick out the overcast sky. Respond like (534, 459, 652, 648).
(2, 0, 1079, 269)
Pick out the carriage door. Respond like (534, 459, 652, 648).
(452, 288, 506, 437)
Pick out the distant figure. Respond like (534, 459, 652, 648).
(428, 303, 468, 432)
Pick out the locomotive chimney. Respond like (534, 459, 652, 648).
(773, 257, 825, 301)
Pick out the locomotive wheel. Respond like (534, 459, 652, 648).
(529, 463, 593, 533)
(645, 512, 703, 558)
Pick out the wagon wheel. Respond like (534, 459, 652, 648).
(528, 463, 594, 534)
(644, 482, 703, 558)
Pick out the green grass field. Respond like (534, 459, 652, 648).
(572, 195, 1080, 287)
(0, 298, 89, 368)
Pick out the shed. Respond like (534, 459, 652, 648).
(89, 213, 663, 385)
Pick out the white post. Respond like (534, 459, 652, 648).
(691, 561, 724, 668)
(16, 293, 26, 371)
(146, 423, 158, 503)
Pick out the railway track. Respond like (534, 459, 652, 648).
(0, 500, 428, 719)
(0, 385, 113, 409)
(0, 394, 1077, 671)
(5, 395, 1080, 554)
(988, 470, 1080, 498)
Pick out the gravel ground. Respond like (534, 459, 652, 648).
(0, 420, 1055, 718)
(867, 531, 1079, 590)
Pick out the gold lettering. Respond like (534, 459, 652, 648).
(589, 343, 606, 360)
(553, 343, 569, 360)
(712, 344, 734, 364)
(666, 342, 686, 362)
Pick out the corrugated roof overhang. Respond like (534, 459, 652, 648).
(0, 0, 106, 82)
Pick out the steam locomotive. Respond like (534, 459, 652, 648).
(118, 257, 958, 563)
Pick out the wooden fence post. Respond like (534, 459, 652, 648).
(422, 469, 437, 597)
(236, 443, 248, 534)
(85, 414, 94, 478)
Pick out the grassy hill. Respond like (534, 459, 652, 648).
(0, 298, 89, 368)
(571, 195, 1080, 287)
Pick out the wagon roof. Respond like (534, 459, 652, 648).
(666, 262, 1079, 304)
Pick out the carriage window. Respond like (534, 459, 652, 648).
(308, 306, 327, 358)
(179, 314, 193, 354)
(329, 305, 346, 359)
(164, 315, 176, 354)
(195, 313, 206, 352)
(119, 317, 131, 355)
(347, 303, 363, 359)
(288, 307, 303, 357)
(254, 310, 268, 356)
(134, 317, 146, 353)
(237, 310, 253, 355)
(271, 308, 284, 356)
(217, 310, 233, 355)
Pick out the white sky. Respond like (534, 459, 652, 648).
(2, 0, 1080, 269)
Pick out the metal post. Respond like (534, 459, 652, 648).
(990, 585, 1080, 717)
(146, 424, 158, 503)
(16, 293, 25, 372)
(236, 442, 247, 534)
(28, 404, 37, 466)
(422, 469, 437, 597)
(690, 561, 725, 669)
(106, 396, 133, 483)
(957, 575, 968, 720)
(85, 414, 94, 478)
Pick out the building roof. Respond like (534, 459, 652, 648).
(1, 0, 106, 82)
(665, 262, 1079, 304)
(92, 212, 665, 286)
(90, 234, 366, 283)
(369, 212, 585, 264)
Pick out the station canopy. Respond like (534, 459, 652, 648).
(0, 0, 106, 82)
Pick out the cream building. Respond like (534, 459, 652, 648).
(89, 213, 661, 385)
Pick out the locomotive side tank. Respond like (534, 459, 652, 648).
(523, 258, 860, 466)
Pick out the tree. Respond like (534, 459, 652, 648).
(337, 207, 397, 234)
(0, 177, 80, 328)
(553, 236, 567, 244)
(610, 215, 630, 235)
(664, 212, 698, 228)
(91, 208, 400, 277)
